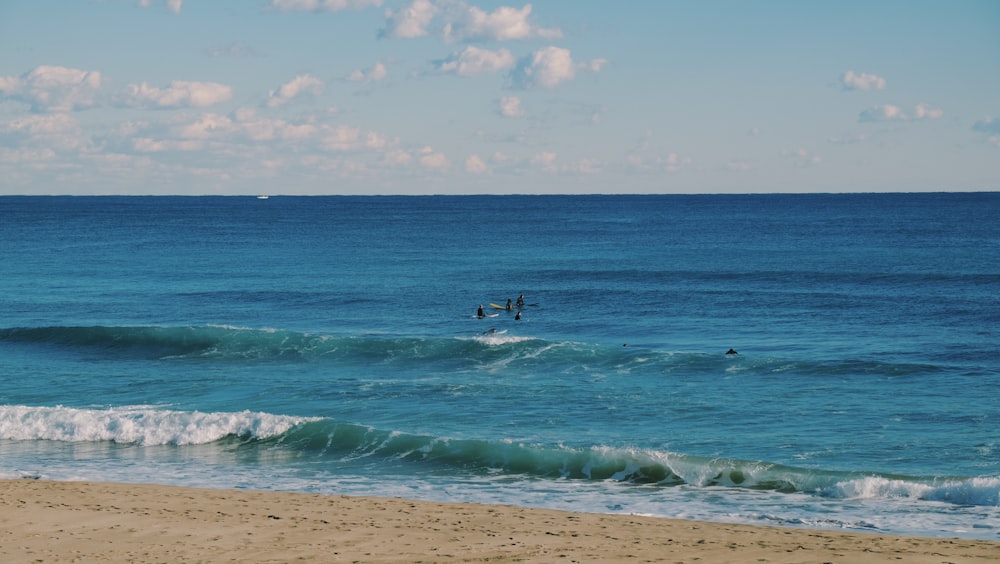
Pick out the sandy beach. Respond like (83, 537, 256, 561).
(1, 479, 996, 563)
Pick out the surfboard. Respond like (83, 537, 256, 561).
(489, 303, 510, 310)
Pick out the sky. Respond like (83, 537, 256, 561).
(1, 0, 998, 195)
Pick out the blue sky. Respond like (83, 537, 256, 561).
(1, 0, 998, 195)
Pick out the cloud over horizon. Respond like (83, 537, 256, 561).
(0, 1, 993, 196)
(117, 81, 234, 110)
(0, 66, 103, 113)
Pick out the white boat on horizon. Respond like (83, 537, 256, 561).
(256, 195, 269, 200)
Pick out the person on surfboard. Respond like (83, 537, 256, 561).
(477, 305, 485, 318)
(505, 299, 513, 311)
(516, 294, 524, 308)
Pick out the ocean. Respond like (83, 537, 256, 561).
(1, 193, 998, 540)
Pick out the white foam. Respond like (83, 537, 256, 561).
(827, 475, 1000, 507)
(469, 333, 535, 346)
(0, 405, 318, 446)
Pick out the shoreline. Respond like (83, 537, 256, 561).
(2, 479, 997, 562)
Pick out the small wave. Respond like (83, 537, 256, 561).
(0, 405, 318, 446)
(0, 325, 547, 365)
(0, 325, 326, 360)
(4, 404, 996, 507)
(1, 325, 949, 380)
(251, 421, 1000, 508)
(825, 475, 1000, 507)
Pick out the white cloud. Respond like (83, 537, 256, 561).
(859, 103, 943, 122)
(912, 103, 944, 120)
(443, 3, 562, 42)
(0, 146, 57, 165)
(1, 113, 86, 151)
(176, 113, 235, 139)
(860, 104, 904, 121)
(419, 146, 450, 170)
(271, 0, 383, 12)
(465, 154, 487, 173)
(138, 0, 183, 13)
(511, 46, 573, 88)
(321, 125, 363, 151)
(509, 47, 605, 89)
(972, 117, 1000, 134)
(381, 1, 561, 42)
(118, 80, 233, 109)
(168, 109, 321, 144)
(2, 113, 79, 135)
(436, 46, 515, 77)
(266, 75, 324, 107)
(499, 96, 523, 118)
(346, 62, 388, 83)
(133, 137, 204, 152)
(0, 65, 103, 112)
(380, 0, 437, 38)
(233, 108, 319, 141)
(841, 71, 886, 91)
(384, 149, 413, 166)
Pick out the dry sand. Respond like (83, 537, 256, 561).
(2, 479, 997, 563)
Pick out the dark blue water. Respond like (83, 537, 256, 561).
(1, 194, 998, 539)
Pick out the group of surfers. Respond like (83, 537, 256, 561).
(476, 294, 525, 321)
(475, 295, 738, 355)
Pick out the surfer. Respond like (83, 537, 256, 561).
(483, 327, 497, 335)
(726, 348, 738, 355)
(516, 294, 524, 307)
(514, 311, 521, 320)
(477, 305, 485, 318)
(505, 298, 513, 311)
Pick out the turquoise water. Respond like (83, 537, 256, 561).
(1, 194, 998, 539)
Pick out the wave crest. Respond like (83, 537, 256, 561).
(0, 405, 317, 446)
